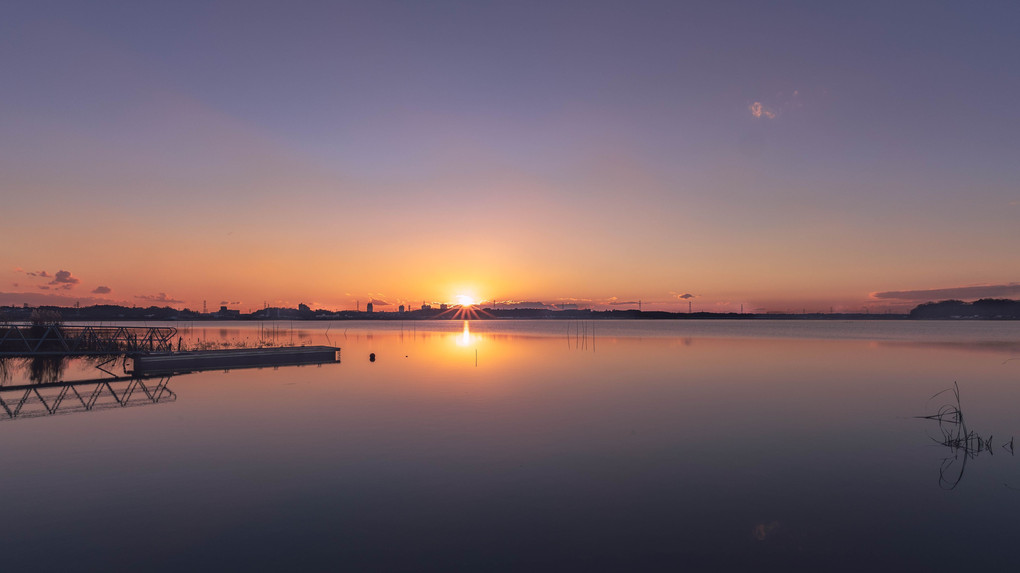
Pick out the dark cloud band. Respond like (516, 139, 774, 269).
(871, 283, 1020, 301)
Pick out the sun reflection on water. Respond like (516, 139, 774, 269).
(456, 321, 474, 347)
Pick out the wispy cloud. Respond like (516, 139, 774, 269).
(27, 270, 51, 278)
(871, 283, 1020, 301)
(0, 291, 123, 307)
(369, 298, 391, 306)
(492, 301, 555, 310)
(219, 300, 241, 305)
(92, 286, 112, 294)
(749, 89, 807, 120)
(135, 292, 184, 304)
(749, 102, 776, 119)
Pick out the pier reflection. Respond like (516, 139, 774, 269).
(0, 375, 176, 421)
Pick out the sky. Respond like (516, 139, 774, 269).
(2, 0, 1018, 313)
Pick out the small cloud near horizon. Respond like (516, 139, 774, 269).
(135, 292, 184, 304)
(92, 286, 112, 294)
(219, 300, 241, 305)
(871, 283, 1020, 301)
(27, 270, 51, 278)
(493, 301, 555, 309)
(369, 298, 391, 306)
(49, 270, 80, 290)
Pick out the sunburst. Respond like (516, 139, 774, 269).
(431, 297, 493, 320)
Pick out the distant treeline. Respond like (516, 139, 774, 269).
(909, 299, 1020, 319)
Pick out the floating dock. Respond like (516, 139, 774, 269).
(129, 346, 341, 375)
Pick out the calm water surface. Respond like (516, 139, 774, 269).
(3, 320, 1020, 571)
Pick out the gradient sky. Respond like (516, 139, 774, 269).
(2, 0, 1018, 312)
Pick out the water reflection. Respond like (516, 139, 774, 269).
(26, 356, 68, 384)
(0, 356, 70, 384)
(6, 321, 1020, 570)
(456, 321, 475, 347)
(0, 375, 176, 421)
(882, 339, 1020, 357)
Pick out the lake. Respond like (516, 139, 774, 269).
(3, 320, 1020, 571)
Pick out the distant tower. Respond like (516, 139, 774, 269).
(638, 300, 642, 312)
(688, 301, 692, 314)
(399, 304, 405, 313)
(366, 302, 374, 313)
(203, 300, 207, 314)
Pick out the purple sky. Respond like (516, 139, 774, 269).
(2, 1, 1018, 312)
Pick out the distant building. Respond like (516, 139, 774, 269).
(439, 304, 448, 311)
(366, 302, 374, 313)
(216, 305, 241, 319)
(398, 305, 405, 313)
(421, 304, 432, 310)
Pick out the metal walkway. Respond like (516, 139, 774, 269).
(0, 324, 177, 356)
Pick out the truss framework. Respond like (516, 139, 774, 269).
(0, 325, 177, 356)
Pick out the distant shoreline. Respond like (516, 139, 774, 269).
(0, 305, 966, 322)
(6, 299, 1019, 321)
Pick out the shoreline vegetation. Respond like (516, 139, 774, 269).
(2, 298, 1020, 322)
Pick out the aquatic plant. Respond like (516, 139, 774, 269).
(0, 357, 11, 384)
(179, 336, 297, 352)
(23, 356, 68, 384)
(918, 382, 1015, 489)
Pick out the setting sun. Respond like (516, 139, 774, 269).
(456, 294, 476, 307)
